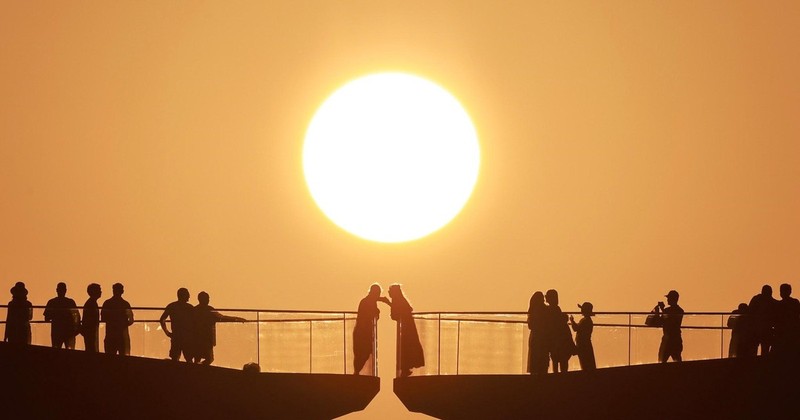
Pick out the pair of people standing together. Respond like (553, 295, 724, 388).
(353, 284, 425, 377)
(527, 289, 596, 374)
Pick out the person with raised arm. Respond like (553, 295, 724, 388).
(652, 290, 684, 363)
(353, 284, 389, 375)
(192, 291, 246, 366)
(569, 302, 596, 371)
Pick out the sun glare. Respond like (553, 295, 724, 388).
(303, 73, 480, 243)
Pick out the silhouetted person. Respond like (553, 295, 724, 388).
(160, 288, 194, 362)
(387, 284, 424, 377)
(545, 289, 574, 373)
(653, 290, 684, 363)
(101, 283, 134, 355)
(353, 284, 389, 375)
(4, 282, 32, 344)
(727, 303, 751, 358)
(570, 302, 596, 371)
(81, 283, 102, 352)
(774, 283, 800, 355)
(43, 282, 80, 349)
(192, 291, 246, 365)
(527, 291, 550, 375)
(748, 285, 778, 355)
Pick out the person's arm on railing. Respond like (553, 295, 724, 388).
(159, 307, 172, 337)
(214, 312, 246, 322)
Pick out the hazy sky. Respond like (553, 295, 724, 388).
(2, 2, 799, 418)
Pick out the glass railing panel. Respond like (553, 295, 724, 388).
(591, 314, 631, 369)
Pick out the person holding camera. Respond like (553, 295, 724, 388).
(653, 290, 684, 363)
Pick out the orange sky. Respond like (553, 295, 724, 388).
(2, 2, 799, 418)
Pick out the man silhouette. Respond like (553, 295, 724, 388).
(192, 291, 246, 365)
(353, 284, 388, 375)
(160, 288, 194, 362)
(774, 283, 800, 355)
(654, 290, 684, 363)
(43, 282, 80, 349)
(81, 283, 102, 352)
(101, 283, 134, 355)
(748, 285, 778, 355)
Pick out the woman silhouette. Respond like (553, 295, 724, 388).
(388, 284, 425, 377)
(4, 282, 33, 344)
(527, 291, 549, 374)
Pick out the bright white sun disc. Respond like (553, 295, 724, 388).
(303, 73, 480, 243)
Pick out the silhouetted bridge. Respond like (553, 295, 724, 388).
(3, 307, 798, 419)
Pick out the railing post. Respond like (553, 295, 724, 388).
(456, 320, 461, 375)
(342, 313, 346, 374)
(720, 314, 724, 359)
(438, 313, 442, 375)
(628, 313, 632, 366)
(374, 317, 378, 376)
(396, 318, 401, 378)
(309, 320, 313, 373)
(256, 312, 261, 367)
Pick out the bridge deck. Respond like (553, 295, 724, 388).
(0, 342, 379, 419)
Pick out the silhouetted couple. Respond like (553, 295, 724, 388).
(650, 290, 684, 363)
(734, 284, 800, 357)
(527, 289, 579, 374)
(160, 289, 246, 365)
(353, 283, 424, 377)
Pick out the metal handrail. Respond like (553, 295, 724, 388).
(0, 305, 374, 376)
(401, 311, 739, 377)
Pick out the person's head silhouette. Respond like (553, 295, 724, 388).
(56, 282, 67, 297)
(10, 282, 28, 298)
(177, 288, 190, 302)
(87, 283, 101, 299)
(112, 283, 124, 297)
(530, 291, 544, 307)
(198, 291, 210, 306)
(761, 285, 773, 297)
(780, 283, 792, 299)
(578, 302, 594, 317)
(368, 283, 382, 298)
(545, 289, 559, 306)
(666, 290, 679, 306)
(737, 303, 748, 313)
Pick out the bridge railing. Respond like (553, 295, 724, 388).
(0, 306, 376, 376)
(399, 311, 733, 376)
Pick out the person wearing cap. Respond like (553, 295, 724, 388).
(653, 290, 684, 362)
(569, 302, 596, 371)
(4, 282, 33, 344)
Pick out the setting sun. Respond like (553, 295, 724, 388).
(303, 73, 480, 243)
